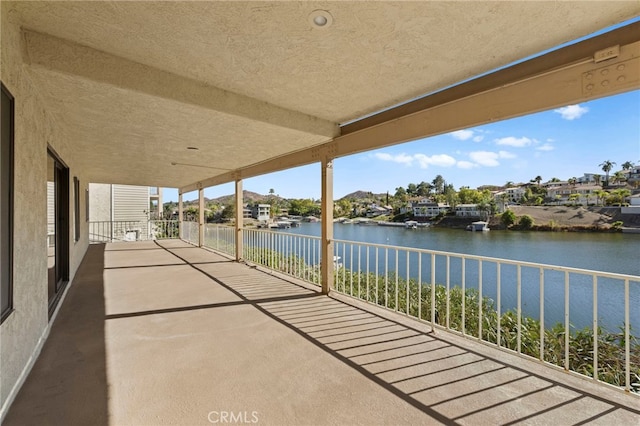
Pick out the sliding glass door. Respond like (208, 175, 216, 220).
(47, 149, 69, 316)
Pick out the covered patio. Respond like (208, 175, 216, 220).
(5, 240, 639, 425)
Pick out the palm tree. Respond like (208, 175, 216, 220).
(612, 170, 626, 185)
(599, 160, 616, 186)
(612, 188, 631, 206)
(621, 161, 634, 170)
(593, 174, 602, 186)
(594, 189, 608, 206)
(568, 177, 577, 186)
(534, 176, 542, 186)
(568, 193, 580, 206)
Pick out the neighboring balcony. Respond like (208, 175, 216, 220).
(5, 230, 640, 424)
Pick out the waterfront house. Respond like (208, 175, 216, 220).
(250, 204, 271, 221)
(455, 204, 482, 217)
(546, 184, 601, 205)
(413, 201, 450, 218)
(2, 2, 638, 424)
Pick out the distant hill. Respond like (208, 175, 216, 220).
(339, 190, 387, 201)
(179, 190, 285, 207)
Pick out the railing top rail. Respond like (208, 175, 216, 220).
(332, 237, 640, 282)
(245, 227, 322, 241)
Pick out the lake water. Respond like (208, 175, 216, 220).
(276, 223, 640, 333)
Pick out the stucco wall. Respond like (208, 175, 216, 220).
(89, 183, 112, 222)
(0, 6, 90, 419)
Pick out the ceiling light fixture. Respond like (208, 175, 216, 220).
(309, 10, 333, 29)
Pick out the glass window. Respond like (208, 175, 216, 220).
(1, 83, 14, 323)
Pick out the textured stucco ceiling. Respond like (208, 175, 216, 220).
(5, 1, 640, 188)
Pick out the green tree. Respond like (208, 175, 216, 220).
(519, 214, 534, 229)
(611, 188, 631, 206)
(612, 170, 626, 185)
(501, 210, 517, 228)
(289, 198, 321, 216)
(568, 177, 578, 186)
(394, 187, 407, 201)
(568, 193, 580, 206)
(416, 181, 433, 197)
(594, 189, 609, 206)
(599, 160, 616, 186)
(406, 183, 417, 196)
(432, 175, 445, 194)
(593, 174, 602, 186)
(220, 203, 235, 220)
(621, 161, 635, 170)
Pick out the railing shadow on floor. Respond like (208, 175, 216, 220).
(154, 241, 640, 425)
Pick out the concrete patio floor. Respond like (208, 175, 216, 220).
(5, 240, 640, 425)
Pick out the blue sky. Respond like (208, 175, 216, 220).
(169, 89, 640, 203)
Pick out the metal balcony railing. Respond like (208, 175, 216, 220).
(235, 227, 639, 396)
(88, 220, 179, 243)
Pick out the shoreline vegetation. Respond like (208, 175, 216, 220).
(427, 205, 631, 233)
(245, 247, 640, 394)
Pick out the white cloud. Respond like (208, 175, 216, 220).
(450, 130, 474, 141)
(472, 135, 484, 142)
(554, 104, 588, 120)
(373, 152, 456, 169)
(469, 151, 500, 167)
(495, 136, 533, 148)
(457, 161, 477, 169)
(467, 150, 516, 167)
(415, 153, 457, 168)
(498, 150, 516, 159)
(373, 152, 413, 166)
(536, 143, 555, 151)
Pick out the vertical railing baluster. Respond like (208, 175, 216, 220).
(375, 248, 379, 305)
(564, 270, 570, 371)
(625, 278, 630, 393)
(462, 258, 466, 335)
(342, 242, 346, 293)
(497, 262, 501, 347)
(518, 265, 522, 354)
(431, 253, 436, 332)
(366, 246, 370, 302)
(446, 256, 450, 330)
(395, 250, 399, 312)
(478, 260, 483, 340)
(385, 248, 388, 308)
(593, 274, 598, 383)
(350, 243, 354, 296)
(357, 245, 361, 299)
(418, 253, 422, 321)
(540, 267, 545, 361)
(406, 250, 410, 316)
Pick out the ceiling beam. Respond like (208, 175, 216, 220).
(22, 30, 339, 139)
(179, 22, 640, 194)
(341, 21, 640, 135)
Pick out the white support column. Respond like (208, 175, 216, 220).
(198, 187, 205, 247)
(320, 157, 334, 295)
(178, 192, 183, 240)
(235, 179, 243, 261)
